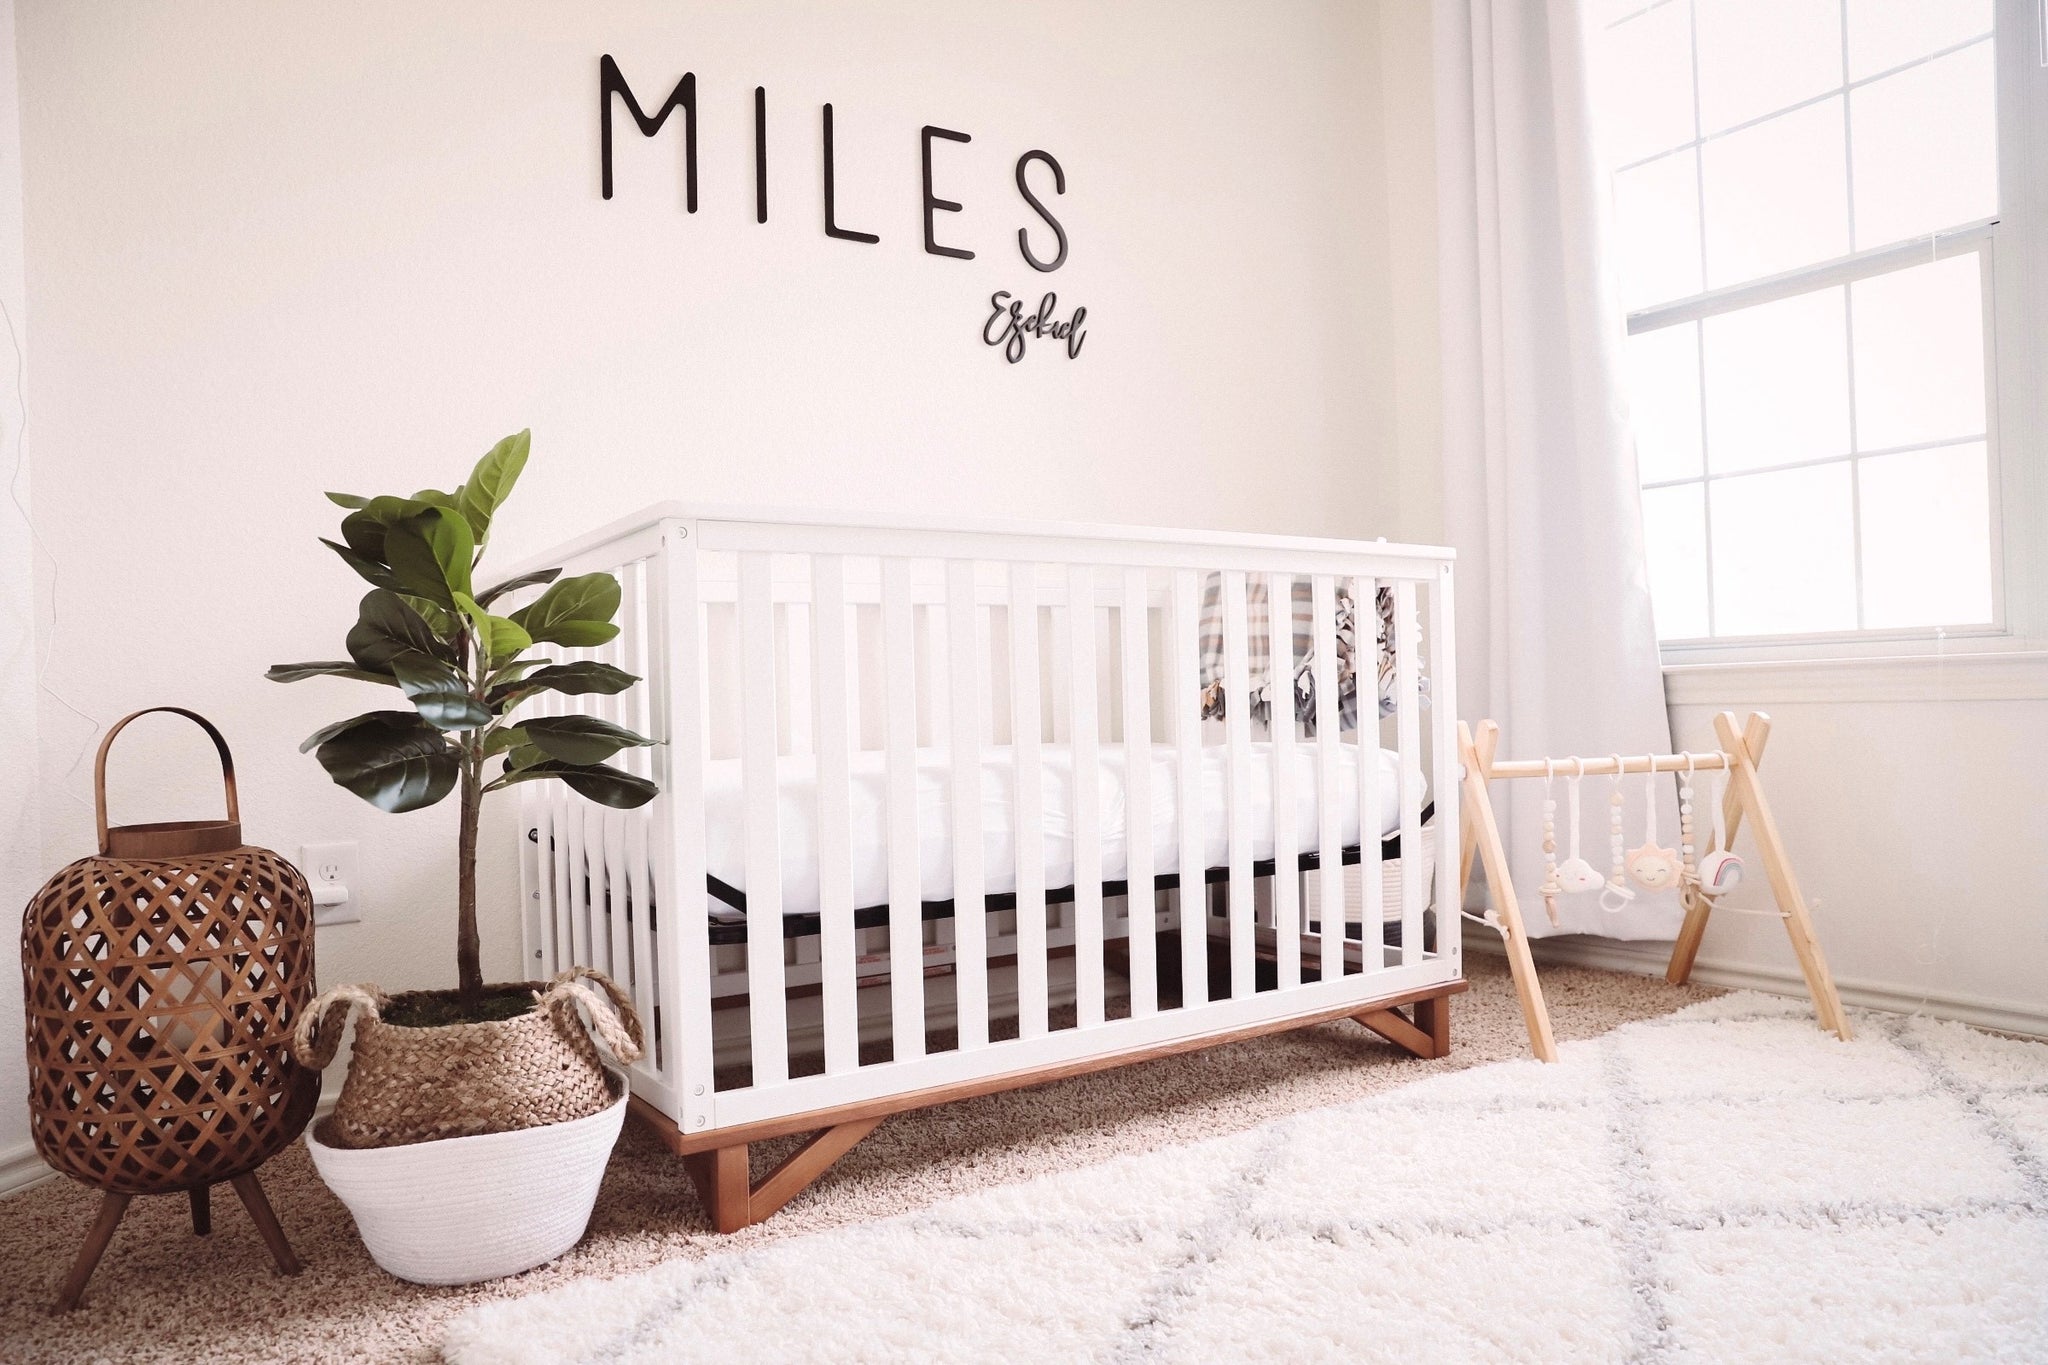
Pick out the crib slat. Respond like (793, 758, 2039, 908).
(882, 556, 926, 1060)
(1311, 574, 1344, 978)
(1394, 579, 1425, 966)
(811, 556, 859, 1074)
(1358, 578, 1385, 967)
(563, 780, 588, 970)
(1010, 562, 1050, 1037)
(1068, 564, 1105, 1027)
(1119, 568, 1158, 1018)
(619, 563, 658, 1034)
(661, 531, 715, 1124)
(1220, 570, 1254, 1000)
(1171, 568, 1207, 1008)
(1427, 568, 1461, 974)
(1266, 572, 1302, 990)
(738, 553, 789, 1085)
(946, 560, 990, 1049)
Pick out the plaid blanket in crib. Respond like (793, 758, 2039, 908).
(1197, 576, 1424, 733)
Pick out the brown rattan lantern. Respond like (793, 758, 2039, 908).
(22, 707, 319, 1311)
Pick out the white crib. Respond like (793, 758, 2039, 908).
(511, 505, 1463, 1231)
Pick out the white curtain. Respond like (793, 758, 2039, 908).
(1434, 0, 1678, 939)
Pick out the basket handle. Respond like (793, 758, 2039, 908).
(292, 984, 384, 1070)
(94, 707, 241, 854)
(540, 967, 645, 1066)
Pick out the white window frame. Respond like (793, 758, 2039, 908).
(1618, 0, 2048, 668)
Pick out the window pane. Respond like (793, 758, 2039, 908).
(1858, 442, 1994, 627)
(1701, 98, 1849, 287)
(1846, 0, 1992, 81)
(1627, 323, 1705, 483)
(1613, 150, 1704, 309)
(1850, 41, 1996, 250)
(1695, 0, 1840, 134)
(1595, 2, 1697, 166)
(1851, 253, 1986, 451)
(1641, 483, 1711, 639)
(1703, 287, 1850, 472)
(1709, 463, 1858, 634)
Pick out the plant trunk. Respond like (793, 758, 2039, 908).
(456, 756, 484, 1006)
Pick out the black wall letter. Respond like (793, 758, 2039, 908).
(822, 104, 880, 244)
(1015, 150, 1068, 273)
(599, 54, 696, 208)
(754, 86, 768, 224)
(921, 126, 975, 260)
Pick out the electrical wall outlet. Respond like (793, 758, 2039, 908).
(300, 841, 361, 926)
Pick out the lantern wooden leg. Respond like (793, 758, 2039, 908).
(54, 1191, 132, 1313)
(230, 1173, 303, 1277)
(189, 1184, 212, 1236)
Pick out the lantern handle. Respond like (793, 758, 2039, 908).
(94, 707, 241, 855)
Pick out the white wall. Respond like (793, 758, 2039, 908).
(0, 0, 36, 1184)
(5, 0, 1419, 1174)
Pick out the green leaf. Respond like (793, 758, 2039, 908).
(266, 660, 399, 686)
(321, 537, 402, 591)
(390, 653, 493, 731)
(453, 591, 533, 663)
(474, 566, 561, 609)
(488, 759, 658, 809)
(519, 715, 655, 766)
(489, 661, 638, 707)
(456, 429, 530, 543)
(325, 492, 370, 509)
(483, 726, 528, 757)
(346, 590, 454, 670)
(310, 711, 461, 812)
(383, 508, 474, 609)
(510, 572, 622, 647)
(300, 712, 388, 754)
(338, 495, 437, 563)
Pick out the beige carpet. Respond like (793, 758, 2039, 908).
(0, 958, 1718, 1365)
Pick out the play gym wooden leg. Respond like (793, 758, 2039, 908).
(1712, 710, 1852, 1040)
(54, 1191, 131, 1313)
(1458, 721, 1558, 1062)
(188, 1184, 211, 1236)
(1667, 711, 1771, 985)
(230, 1172, 303, 1276)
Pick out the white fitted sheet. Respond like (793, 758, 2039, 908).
(702, 743, 1424, 918)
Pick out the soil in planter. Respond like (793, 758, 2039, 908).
(381, 984, 538, 1029)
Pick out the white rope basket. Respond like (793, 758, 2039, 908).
(1303, 824, 1438, 927)
(306, 1077, 627, 1285)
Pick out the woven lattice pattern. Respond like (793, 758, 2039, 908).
(22, 848, 318, 1194)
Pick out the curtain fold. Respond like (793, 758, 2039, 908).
(1435, 0, 1678, 939)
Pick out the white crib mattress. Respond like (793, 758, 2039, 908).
(701, 743, 1424, 919)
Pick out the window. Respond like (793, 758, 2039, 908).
(1588, 0, 2043, 654)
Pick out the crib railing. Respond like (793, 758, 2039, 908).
(515, 507, 1460, 1142)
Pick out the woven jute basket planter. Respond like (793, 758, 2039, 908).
(293, 967, 642, 1149)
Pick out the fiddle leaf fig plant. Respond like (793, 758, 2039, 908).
(269, 430, 657, 1006)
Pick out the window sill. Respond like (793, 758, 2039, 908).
(1662, 648, 2048, 705)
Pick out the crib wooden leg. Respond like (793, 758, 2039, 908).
(685, 1118, 884, 1233)
(1354, 996, 1451, 1061)
(683, 1143, 753, 1234)
(188, 1184, 211, 1236)
(1414, 993, 1451, 1057)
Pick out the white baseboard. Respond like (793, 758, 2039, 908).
(1463, 925, 2048, 1039)
(0, 1141, 53, 1197)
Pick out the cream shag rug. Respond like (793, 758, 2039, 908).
(445, 992, 2048, 1364)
